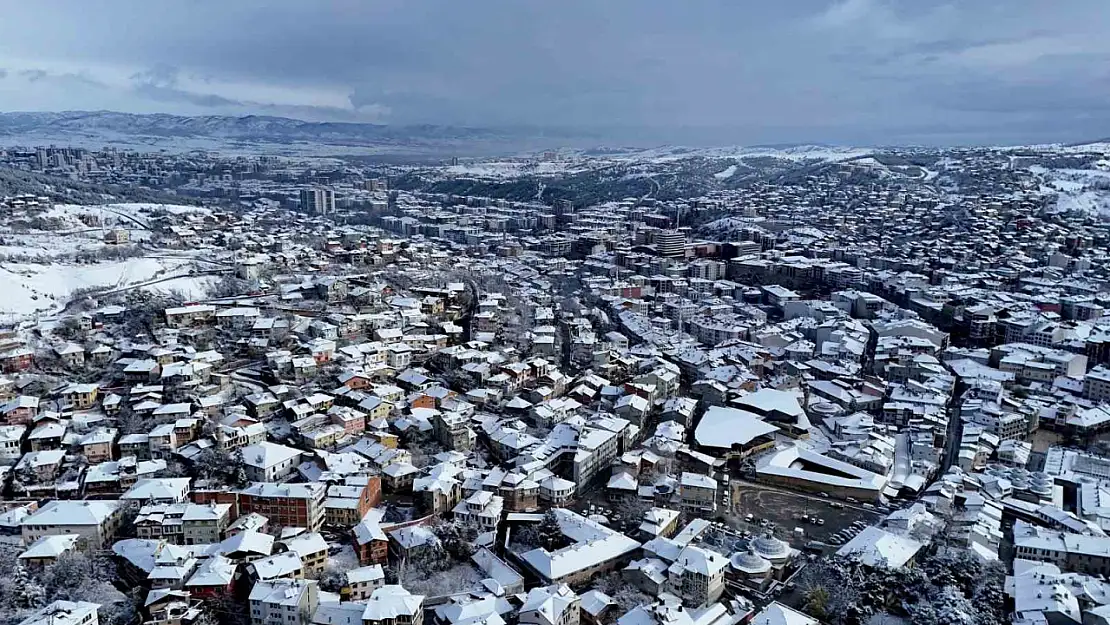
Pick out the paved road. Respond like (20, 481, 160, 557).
(941, 380, 967, 473)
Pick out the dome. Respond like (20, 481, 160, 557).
(730, 550, 772, 575)
(809, 402, 842, 418)
(752, 534, 788, 560)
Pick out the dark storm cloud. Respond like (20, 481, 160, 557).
(132, 83, 243, 109)
(20, 70, 48, 83)
(18, 68, 107, 90)
(1, 0, 1108, 144)
(130, 64, 183, 90)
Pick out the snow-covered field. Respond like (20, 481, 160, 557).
(142, 274, 220, 299)
(441, 158, 593, 179)
(0, 233, 114, 260)
(0, 257, 196, 318)
(606, 144, 874, 164)
(436, 145, 875, 180)
(0, 204, 154, 261)
(714, 164, 738, 179)
(49, 202, 212, 224)
(1028, 165, 1110, 217)
(699, 216, 760, 235)
(0, 203, 214, 318)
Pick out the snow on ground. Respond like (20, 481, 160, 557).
(699, 216, 760, 235)
(0, 201, 217, 317)
(0, 204, 154, 260)
(48, 202, 210, 227)
(843, 157, 894, 179)
(1055, 190, 1110, 216)
(324, 544, 360, 573)
(1028, 165, 1110, 217)
(0, 256, 194, 318)
(0, 233, 107, 259)
(442, 159, 591, 179)
(401, 562, 485, 597)
(1041, 179, 1086, 192)
(442, 145, 875, 174)
(112, 202, 212, 217)
(1048, 141, 1110, 155)
(609, 144, 873, 164)
(713, 164, 738, 179)
(141, 275, 220, 300)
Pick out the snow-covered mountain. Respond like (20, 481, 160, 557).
(0, 111, 587, 156)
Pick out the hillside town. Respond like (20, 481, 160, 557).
(1, 139, 1110, 625)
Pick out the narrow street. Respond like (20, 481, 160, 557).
(941, 380, 967, 473)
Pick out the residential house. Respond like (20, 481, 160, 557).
(21, 500, 124, 549)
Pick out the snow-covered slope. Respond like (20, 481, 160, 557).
(0, 111, 580, 156)
(599, 144, 874, 163)
(1028, 164, 1110, 217)
(0, 257, 194, 318)
(0, 202, 215, 318)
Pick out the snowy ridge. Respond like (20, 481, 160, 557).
(0, 111, 589, 156)
(596, 144, 874, 163)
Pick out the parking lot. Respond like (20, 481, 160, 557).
(724, 481, 882, 549)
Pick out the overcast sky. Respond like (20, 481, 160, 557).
(1, 0, 1107, 145)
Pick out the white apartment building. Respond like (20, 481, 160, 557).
(666, 545, 728, 608)
(249, 579, 319, 625)
(17, 601, 100, 625)
(240, 442, 302, 482)
(451, 491, 504, 532)
(22, 500, 124, 550)
(345, 565, 385, 601)
(519, 585, 580, 625)
(1085, 367, 1110, 403)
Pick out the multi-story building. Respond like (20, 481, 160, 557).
(121, 478, 193, 506)
(299, 187, 335, 215)
(666, 545, 728, 608)
(519, 585, 580, 625)
(655, 230, 686, 258)
(520, 509, 641, 587)
(240, 442, 302, 483)
(21, 500, 124, 550)
(324, 476, 382, 527)
(345, 565, 385, 601)
(353, 512, 389, 565)
(249, 580, 319, 625)
(1013, 521, 1110, 576)
(360, 586, 425, 625)
(413, 474, 462, 516)
(278, 532, 329, 579)
(678, 472, 717, 515)
(451, 491, 504, 532)
(433, 411, 475, 452)
(236, 482, 328, 532)
(1085, 366, 1110, 403)
(183, 503, 233, 544)
(17, 601, 101, 625)
(0, 424, 25, 462)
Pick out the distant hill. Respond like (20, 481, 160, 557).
(0, 110, 595, 156)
